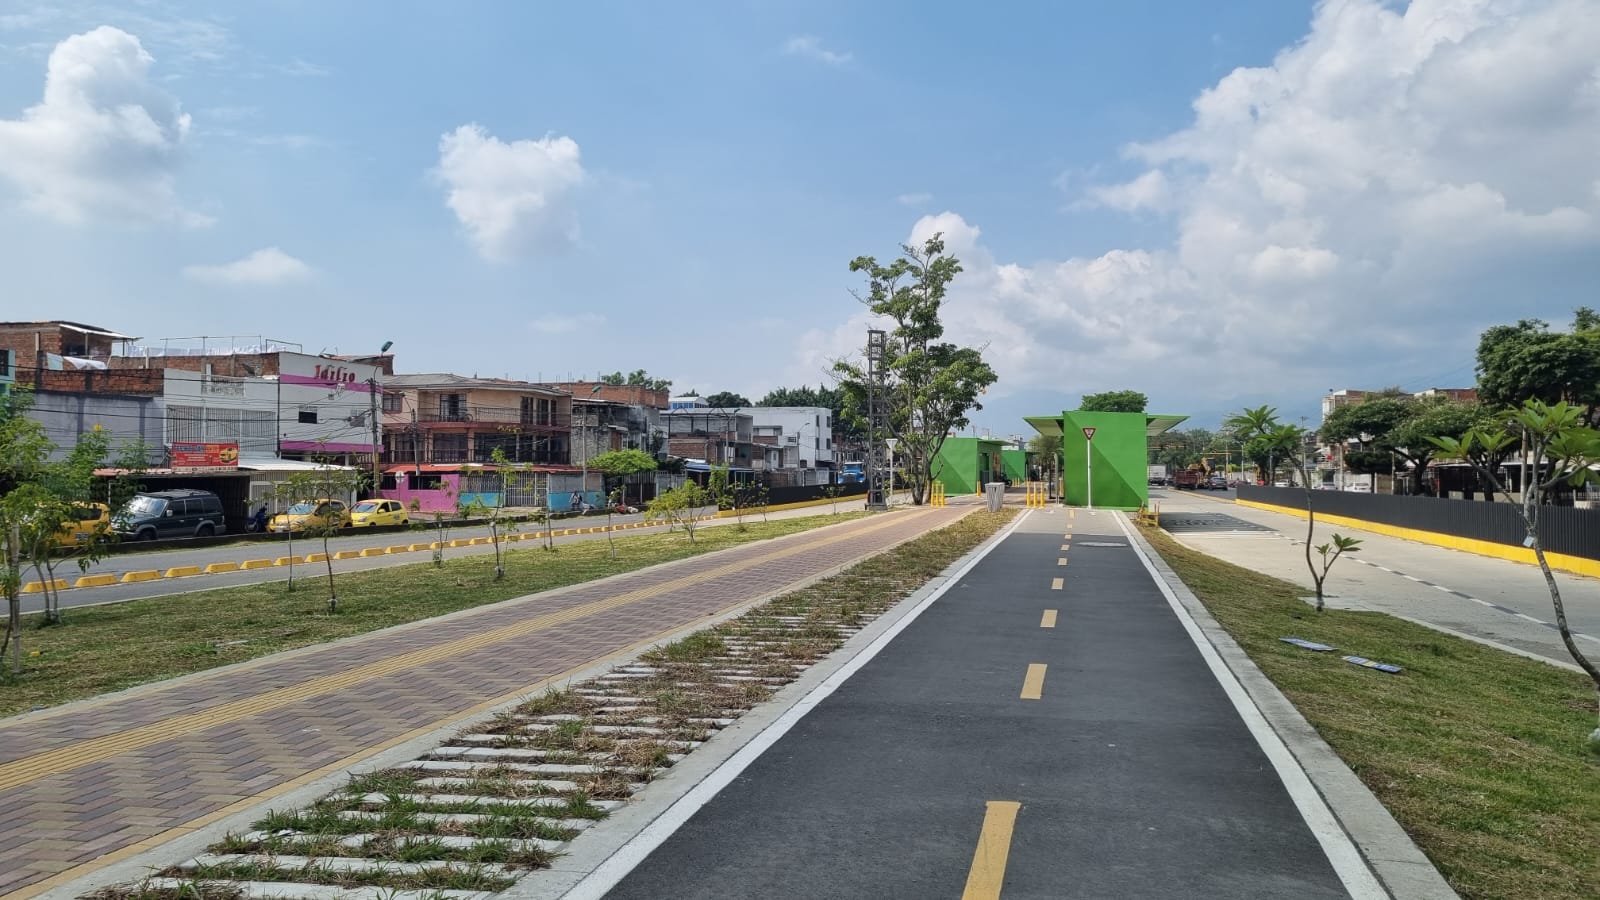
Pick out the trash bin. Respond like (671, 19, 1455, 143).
(985, 482, 1005, 512)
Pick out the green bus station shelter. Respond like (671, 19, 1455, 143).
(1025, 410, 1187, 510)
(931, 436, 1008, 497)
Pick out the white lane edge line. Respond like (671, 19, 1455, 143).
(556, 509, 1035, 900)
(1431, 584, 1455, 594)
(1114, 514, 1388, 900)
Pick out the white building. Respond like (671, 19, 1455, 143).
(746, 406, 835, 468)
(162, 351, 382, 464)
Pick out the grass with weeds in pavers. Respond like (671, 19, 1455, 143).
(1143, 525, 1599, 900)
(86, 879, 245, 900)
(164, 859, 516, 893)
(0, 510, 868, 715)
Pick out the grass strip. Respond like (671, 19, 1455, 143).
(0, 512, 866, 717)
(1142, 525, 1598, 900)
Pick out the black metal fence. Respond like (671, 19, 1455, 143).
(762, 481, 868, 507)
(1237, 484, 1600, 561)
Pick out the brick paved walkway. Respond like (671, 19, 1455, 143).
(0, 506, 962, 897)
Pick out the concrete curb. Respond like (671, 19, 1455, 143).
(503, 506, 1014, 900)
(1120, 516, 1460, 900)
(42, 506, 975, 900)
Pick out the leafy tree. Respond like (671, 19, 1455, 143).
(833, 233, 998, 505)
(1227, 405, 1359, 611)
(601, 370, 672, 392)
(1079, 390, 1148, 413)
(588, 448, 657, 508)
(646, 480, 711, 543)
(1223, 405, 1298, 483)
(18, 426, 144, 625)
(703, 391, 751, 409)
(1387, 398, 1494, 494)
(1, 388, 52, 673)
(1430, 401, 1600, 750)
(455, 448, 532, 581)
(1027, 432, 1062, 488)
(1151, 428, 1215, 471)
(1321, 394, 1413, 480)
(277, 460, 362, 614)
(1476, 309, 1600, 426)
(759, 384, 862, 442)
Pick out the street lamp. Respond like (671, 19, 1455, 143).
(368, 340, 393, 498)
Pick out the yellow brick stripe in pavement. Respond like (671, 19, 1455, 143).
(0, 506, 953, 897)
(0, 509, 928, 793)
(16, 515, 725, 595)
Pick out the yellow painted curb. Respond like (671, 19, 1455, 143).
(203, 562, 239, 574)
(1235, 498, 1600, 580)
(333, 550, 362, 560)
(274, 556, 302, 566)
(448, 539, 470, 548)
(385, 545, 411, 554)
(360, 548, 388, 557)
(240, 559, 274, 570)
(469, 537, 492, 545)
(428, 541, 444, 550)
(410, 543, 435, 552)
(119, 570, 160, 583)
(73, 574, 118, 588)
(164, 566, 202, 578)
(304, 553, 328, 563)
(21, 579, 69, 593)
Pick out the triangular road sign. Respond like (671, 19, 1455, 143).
(1082, 427, 1096, 440)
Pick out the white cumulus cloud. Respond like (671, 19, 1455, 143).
(182, 248, 312, 285)
(808, 0, 1600, 419)
(0, 26, 202, 225)
(435, 124, 586, 261)
(783, 35, 851, 66)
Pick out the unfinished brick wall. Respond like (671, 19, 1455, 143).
(28, 368, 166, 395)
(107, 352, 281, 377)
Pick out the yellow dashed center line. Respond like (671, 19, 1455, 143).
(1020, 663, 1048, 700)
(1040, 610, 1057, 629)
(1057, 557, 1068, 566)
(961, 800, 1022, 900)
(1050, 577, 1063, 590)
(0, 510, 932, 793)
(1060, 544, 1071, 551)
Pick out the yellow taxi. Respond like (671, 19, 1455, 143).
(349, 499, 410, 528)
(268, 498, 351, 533)
(54, 503, 112, 547)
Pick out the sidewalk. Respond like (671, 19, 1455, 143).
(0, 505, 961, 898)
(1153, 490, 1600, 668)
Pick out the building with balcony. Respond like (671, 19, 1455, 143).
(383, 374, 573, 466)
(544, 381, 669, 467)
(663, 407, 754, 470)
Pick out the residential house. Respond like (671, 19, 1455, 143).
(382, 374, 573, 466)
(545, 381, 669, 467)
(746, 406, 835, 486)
(663, 407, 754, 472)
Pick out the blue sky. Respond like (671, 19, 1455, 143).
(3, 1, 1597, 437)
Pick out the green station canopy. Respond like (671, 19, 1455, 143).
(1026, 413, 1188, 438)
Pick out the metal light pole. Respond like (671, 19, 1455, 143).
(368, 340, 392, 499)
(865, 329, 887, 510)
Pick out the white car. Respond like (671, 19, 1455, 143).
(1346, 482, 1372, 493)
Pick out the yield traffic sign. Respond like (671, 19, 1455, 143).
(1082, 427, 1096, 440)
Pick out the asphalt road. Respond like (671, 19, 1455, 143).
(603, 509, 1352, 899)
(19, 502, 865, 614)
(1154, 488, 1600, 666)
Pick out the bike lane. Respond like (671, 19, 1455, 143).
(602, 508, 1362, 899)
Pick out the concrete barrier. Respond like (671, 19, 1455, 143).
(448, 539, 470, 548)
(360, 548, 388, 557)
(333, 550, 362, 560)
(120, 570, 160, 583)
(240, 559, 274, 570)
(410, 543, 434, 552)
(164, 566, 202, 578)
(274, 556, 301, 566)
(203, 562, 240, 574)
(386, 545, 411, 554)
(304, 553, 328, 563)
(21, 579, 69, 593)
(72, 574, 118, 588)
